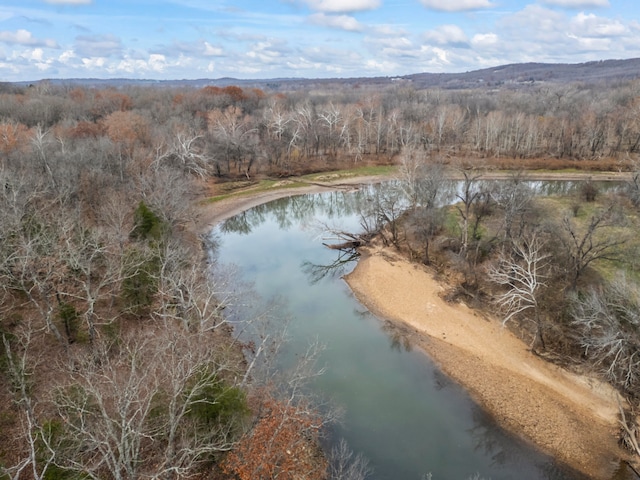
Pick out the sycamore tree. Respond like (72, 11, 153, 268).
(488, 233, 550, 351)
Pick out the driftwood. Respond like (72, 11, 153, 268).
(323, 240, 362, 250)
(320, 226, 373, 251)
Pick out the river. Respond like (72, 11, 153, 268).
(209, 184, 621, 480)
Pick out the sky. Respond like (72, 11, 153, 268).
(0, 0, 638, 82)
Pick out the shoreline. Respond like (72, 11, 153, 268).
(197, 172, 632, 480)
(344, 245, 625, 479)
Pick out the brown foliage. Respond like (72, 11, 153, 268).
(91, 89, 133, 119)
(202, 85, 249, 102)
(0, 122, 30, 156)
(67, 120, 106, 139)
(223, 393, 326, 480)
(103, 111, 150, 147)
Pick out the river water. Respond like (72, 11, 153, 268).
(210, 185, 625, 480)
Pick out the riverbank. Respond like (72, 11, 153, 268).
(197, 171, 633, 480)
(345, 244, 626, 479)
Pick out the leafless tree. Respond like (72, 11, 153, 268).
(454, 167, 490, 257)
(490, 172, 535, 242)
(1, 326, 57, 480)
(397, 149, 450, 210)
(30, 125, 58, 190)
(59, 222, 128, 343)
(327, 438, 373, 480)
(569, 274, 640, 396)
(358, 184, 405, 246)
(488, 234, 550, 351)
(152, 129, 211, 178)
(557, 203, 627, 289)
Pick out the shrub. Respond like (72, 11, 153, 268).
(130, 201, 166, 241)
(57, 302, 79, 344)
(185, 368, 249, 433)
(580, 180, 598, 202)
(120, 247, 160, 314)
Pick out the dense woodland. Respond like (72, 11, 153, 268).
(1, 77, 640, 479)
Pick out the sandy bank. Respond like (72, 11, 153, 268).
(345, 245, 626, 479)
(196, 172, 633, 479)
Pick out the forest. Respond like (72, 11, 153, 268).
(1, 75, 640, 479)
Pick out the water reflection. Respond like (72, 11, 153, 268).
(301, 248, 360, 285)
(220, 179, 623, 236)
(213, 184, 628, 480)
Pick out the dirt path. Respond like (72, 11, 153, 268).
(197, 172, 633, 479)
(345, 244, 627, 479)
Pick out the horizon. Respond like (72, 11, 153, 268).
(2, 1, 639, 83)
(12, 56, 639, 86)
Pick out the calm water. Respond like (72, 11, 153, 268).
(211, 186, 622, 480)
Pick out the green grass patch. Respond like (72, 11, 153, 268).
(301, 165, 397, 182)
(205, 166, 397, 204)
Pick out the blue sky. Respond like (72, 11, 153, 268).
(0, 0, 637, 81)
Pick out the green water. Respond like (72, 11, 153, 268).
(212, 186, 620, 480)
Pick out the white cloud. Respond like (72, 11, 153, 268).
(58, 49, 75, 64)
(245, 41, 286, 65)
(308, 13, 363, 31)
(471, 32, 499, 47)
(499, 5, 566, 42)
(423, 25, 469, 47)
(115, 54, 168, 74)
(571, 12, 625, 37)
(539, 0, 609, 7)
(364, 58, 398, 73)
(419, 0, 495, 12)
(366, 35, 413, 50)
(203, 42, 224, 56)
(0, 29, 58, 48)
(74, 34, 122, 57)
(81, 56, 106, 69)
(566, 33, 611, 51)
(302, 0, 380, 13)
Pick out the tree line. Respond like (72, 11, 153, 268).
(2, 78, 640, 185)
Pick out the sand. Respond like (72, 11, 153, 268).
(345, 244, 626, 479)
(198, 175, 632, 479)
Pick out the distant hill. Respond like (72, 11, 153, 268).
(11, 57, 640, 91)
(404, 58, 640, 89)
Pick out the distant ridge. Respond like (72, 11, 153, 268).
(404, 58, 640, 88)
(12, 57, 640, 91)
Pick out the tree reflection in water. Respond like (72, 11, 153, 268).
(301, 247, 359, 285)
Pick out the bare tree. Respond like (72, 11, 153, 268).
(569, 274, 640, 396)
(59, 222, 127, 343)
(152, 128, 211, 178)
(488, 234, 550, 351)
(30, 125, 58, 190)
(490, 172, 535, 242)
(327, 438, 373, 480)
(397, 151, 452, 263)
(397, 149, 450, 209)
(1, 327, 57, 480)
(363, 184, 405, 246)
(456, 169, 482, 255)
(557, 203, 627, 289)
